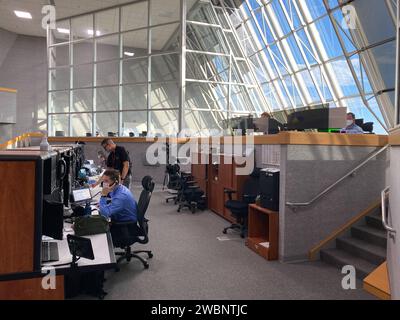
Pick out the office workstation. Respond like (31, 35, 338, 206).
(1, 0, 400, 303)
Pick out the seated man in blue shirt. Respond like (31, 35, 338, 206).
(340, 112, 364, 134)
(99, 169, 138, 223)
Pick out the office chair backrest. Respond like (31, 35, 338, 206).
(362, 122, 374, 133)
(137, 176, 154, 224)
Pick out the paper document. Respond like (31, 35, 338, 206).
(259, 242, 270, 248)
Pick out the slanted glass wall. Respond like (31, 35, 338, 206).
(48, 0, 185, 137)
(48, 0, 397, 136)
(215, 0, 397, 133)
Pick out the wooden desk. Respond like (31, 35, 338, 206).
(246, 204, 279, 261)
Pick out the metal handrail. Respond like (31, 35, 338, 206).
(286, 144, 389, 210)
(381, 187, 396, 234)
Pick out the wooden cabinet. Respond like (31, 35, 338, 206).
(246, 204, 279, 260)
(192, 153, 251, 223)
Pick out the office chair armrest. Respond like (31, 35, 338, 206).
(186, 180, 197, 184)
(188, 185, 199, 189)
(243, 194, 257, 203)
(224, 188, 237, 201)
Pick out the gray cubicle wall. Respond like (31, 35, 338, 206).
(278, 145, 389, 262)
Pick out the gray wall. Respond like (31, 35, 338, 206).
(0, 28, 47, 143)
(279, 145, 389, 262)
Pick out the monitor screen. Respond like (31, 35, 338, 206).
(72, 188, 92, 203)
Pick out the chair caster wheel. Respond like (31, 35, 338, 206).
(148, 252, 153, 259)
(240, 234, 245, 239)
(144, 263, 149, 269)
(166, 199, 169, 203)
(223, 230, 227, 234)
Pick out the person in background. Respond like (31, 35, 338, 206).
(341, 112, 364, 134)
(259, 112, 283, 134)
(92, 138, 132, 189)
(98, 169, 137, 223)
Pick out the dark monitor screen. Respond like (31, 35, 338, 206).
(287, 108, 330, 131)
(42, 196, 64, 240)
(67, 234, 95, 260)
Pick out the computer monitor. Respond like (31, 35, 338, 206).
(71, 188, 92, 204)
(42, 196, 64, 240)
(254, 117, 282, 134)
(287, 106, 346, 131)
(67, 234, 95, 266)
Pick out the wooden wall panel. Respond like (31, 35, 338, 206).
(0, 161, 36, 274)
(0, 276, 64, 300)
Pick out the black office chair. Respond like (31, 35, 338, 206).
(223, 170, 260, 238)
(165, 164, 181, 203)
(176, 173, 206, 213)
(111, 176, 155, 270)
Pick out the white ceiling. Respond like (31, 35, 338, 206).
(0, 0, 198, 41)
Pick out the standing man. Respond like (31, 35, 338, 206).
(92, 138, 132, 189)
(340, 112, 364, 134)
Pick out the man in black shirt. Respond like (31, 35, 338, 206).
(92, 138, 132, 189)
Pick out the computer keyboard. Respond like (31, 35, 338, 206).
(41, 241, 59, 262)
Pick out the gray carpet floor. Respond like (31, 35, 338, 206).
(92, 185, 376, 300)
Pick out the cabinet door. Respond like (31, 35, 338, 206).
(0, 161, 36, 275)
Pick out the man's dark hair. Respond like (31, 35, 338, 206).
(101, 138, 114, 147)
(103, 169, 120, 184)
(347, 112, 356, 120)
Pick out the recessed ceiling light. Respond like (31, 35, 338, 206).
(14, 10, 32, 19)
(124, 52, 135, 57)
(88, 29, 101, 36)
(57, 28, 70, 34)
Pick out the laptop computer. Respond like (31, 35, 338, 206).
(71, 187, 92, 205)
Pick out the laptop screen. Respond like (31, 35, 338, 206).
(72, 188, 92, 203)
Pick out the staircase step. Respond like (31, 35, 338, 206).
(365, 215, 385, 231)
(351, 225, 387, 248)
(336, 237, 386, 265)
(320, 248, 378, 280)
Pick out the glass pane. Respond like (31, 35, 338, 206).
(49, 68, 70, 91)
(311, 17, 343, 60)
(150, 82, 179, 109)
(50, 20, 70, 45)
(73, 64, 93, 88)
(121, 111, 148, 137)
(122, 58, 148, 84)
(187, 23, 229, 54)
(151, 0, 180, 26)
(71, 113, 93, 137)
(96, 35, 120, 61)
(149, 109, 179, 137)
(121, 1, 148, 31)
(326, 58, 359, 97)
(151, 23, 180, 53)
(96, 60, 119, 86)
(151, 54, 179, 82)
(297, 69, 320, 103)
(72, 40, 94, 65)
(49, 44, 69, 68)
(95, 8, 119, 36)
(95, 112, 119, 136)
(50, 114, 69, 136)
(269, 0, 291, 36)
(122, 85, 148, 110)
(302, 0, 327, 22)
(72, 89, 93, 112)
(49, 91, 69, 113)
(185, 82, 228, 111)
(96, 86, 119, 111)
(186, 52, 229, 82)
(71, 14, 93, 41)
(183, 109, 226, 134)
(122, 29, 148, 58)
